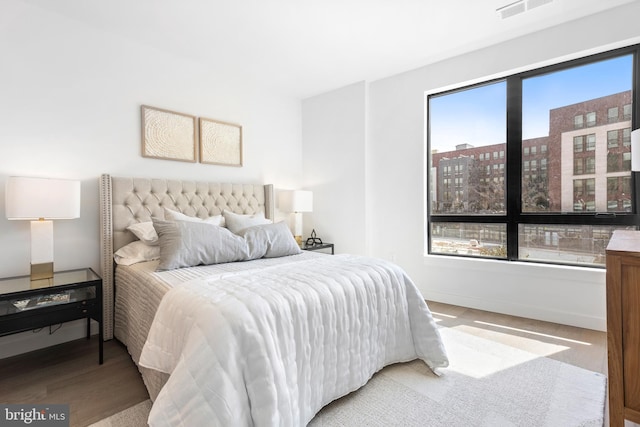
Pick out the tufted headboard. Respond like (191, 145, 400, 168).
(99, 174, 274, 340)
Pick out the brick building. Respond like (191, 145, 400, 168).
(431, 91, 632, 214)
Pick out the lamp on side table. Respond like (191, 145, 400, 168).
(5, 176, 81, 283)
(279, 190, 313, 246)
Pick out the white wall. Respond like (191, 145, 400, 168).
(0, 1, 303, 356)
(305, 2, 640, 331)
(301, 82, 368, 255)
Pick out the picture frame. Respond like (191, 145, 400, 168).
(199, 117, 243, 167)
(141, 105, 197, 163)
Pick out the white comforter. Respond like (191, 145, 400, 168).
(139, 254, 448, 426)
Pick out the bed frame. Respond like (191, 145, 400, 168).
(98, 174, 274, 340)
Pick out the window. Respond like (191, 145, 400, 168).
(624, 103, 632, 120)
(624, 152, 632, 171)
(623, 128, 631, 146)
(573, 178, 596, 210)
(608, 130, 619, 148)
(608, 153, 620, 173)
(574, 136, 584, 152)
(430, 81, 506, 218)
(428, 47, 637, 267)
(607, 176, 633, 212)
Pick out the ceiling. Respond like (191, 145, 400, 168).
(19, 0, 638, 99)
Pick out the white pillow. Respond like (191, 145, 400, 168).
(164, 208, 225, 226)
(114, 241, 161, 265)
(127, 222, 159, 245)
(223, 210, 271, 234)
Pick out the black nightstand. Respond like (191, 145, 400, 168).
(0, 268, 103, 364)
(302, 243, 334, 255)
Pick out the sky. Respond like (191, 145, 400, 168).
(429, 54, 633, 153)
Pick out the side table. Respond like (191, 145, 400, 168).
(302, 243, 335, 255)
(0, 268, 103, 364)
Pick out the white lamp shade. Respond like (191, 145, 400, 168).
(279, 190, 313, 213)
(6, 176, 81, 220)
(632, 129, 640, 172)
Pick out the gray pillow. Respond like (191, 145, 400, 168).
(240, 222, 302, 259)
(152, 218, 249, 271)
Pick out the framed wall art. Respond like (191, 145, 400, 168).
(199, 117, 243, 167)
(141, 105, 197, 162)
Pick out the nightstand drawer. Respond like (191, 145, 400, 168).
(0, 299, 97, 335)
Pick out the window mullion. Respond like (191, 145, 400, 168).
(633, 46, 640, 216)
(506, 76, 522, 261)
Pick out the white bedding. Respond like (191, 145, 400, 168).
(152, 251, 322, 287)
(139, 254, 448, 426)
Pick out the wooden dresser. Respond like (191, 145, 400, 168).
(606, 230, 640, 427)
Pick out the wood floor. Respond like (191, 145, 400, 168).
(0, 338, 149, 426)
(0, 301, 609, 427)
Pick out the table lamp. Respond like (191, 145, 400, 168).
(279, 190, 313, 246)
(5, 176, 81, 281)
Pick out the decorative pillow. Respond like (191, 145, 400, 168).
(223, 210, 272, 234)
(114, 241, 161, 265)
(127, 222, 159, 246)
(152, 218, 249, 271)
(164, 208, 225, 226)
(240, 222, 302, 258)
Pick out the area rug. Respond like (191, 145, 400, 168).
(88, 400, 151, 427)
(89, 327, 606, 426)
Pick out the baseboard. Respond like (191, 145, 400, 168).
(425, 290, 606, 332)
(0, 319, 99, 359)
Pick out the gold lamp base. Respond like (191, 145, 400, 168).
(31, 262, 54, 281)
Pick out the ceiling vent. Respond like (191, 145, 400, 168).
(496, 0, 553, 19)
(527, 0, 554, 10)
(497, 1, 526, 19)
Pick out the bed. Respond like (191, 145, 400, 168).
(99, 174, 448, 426)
